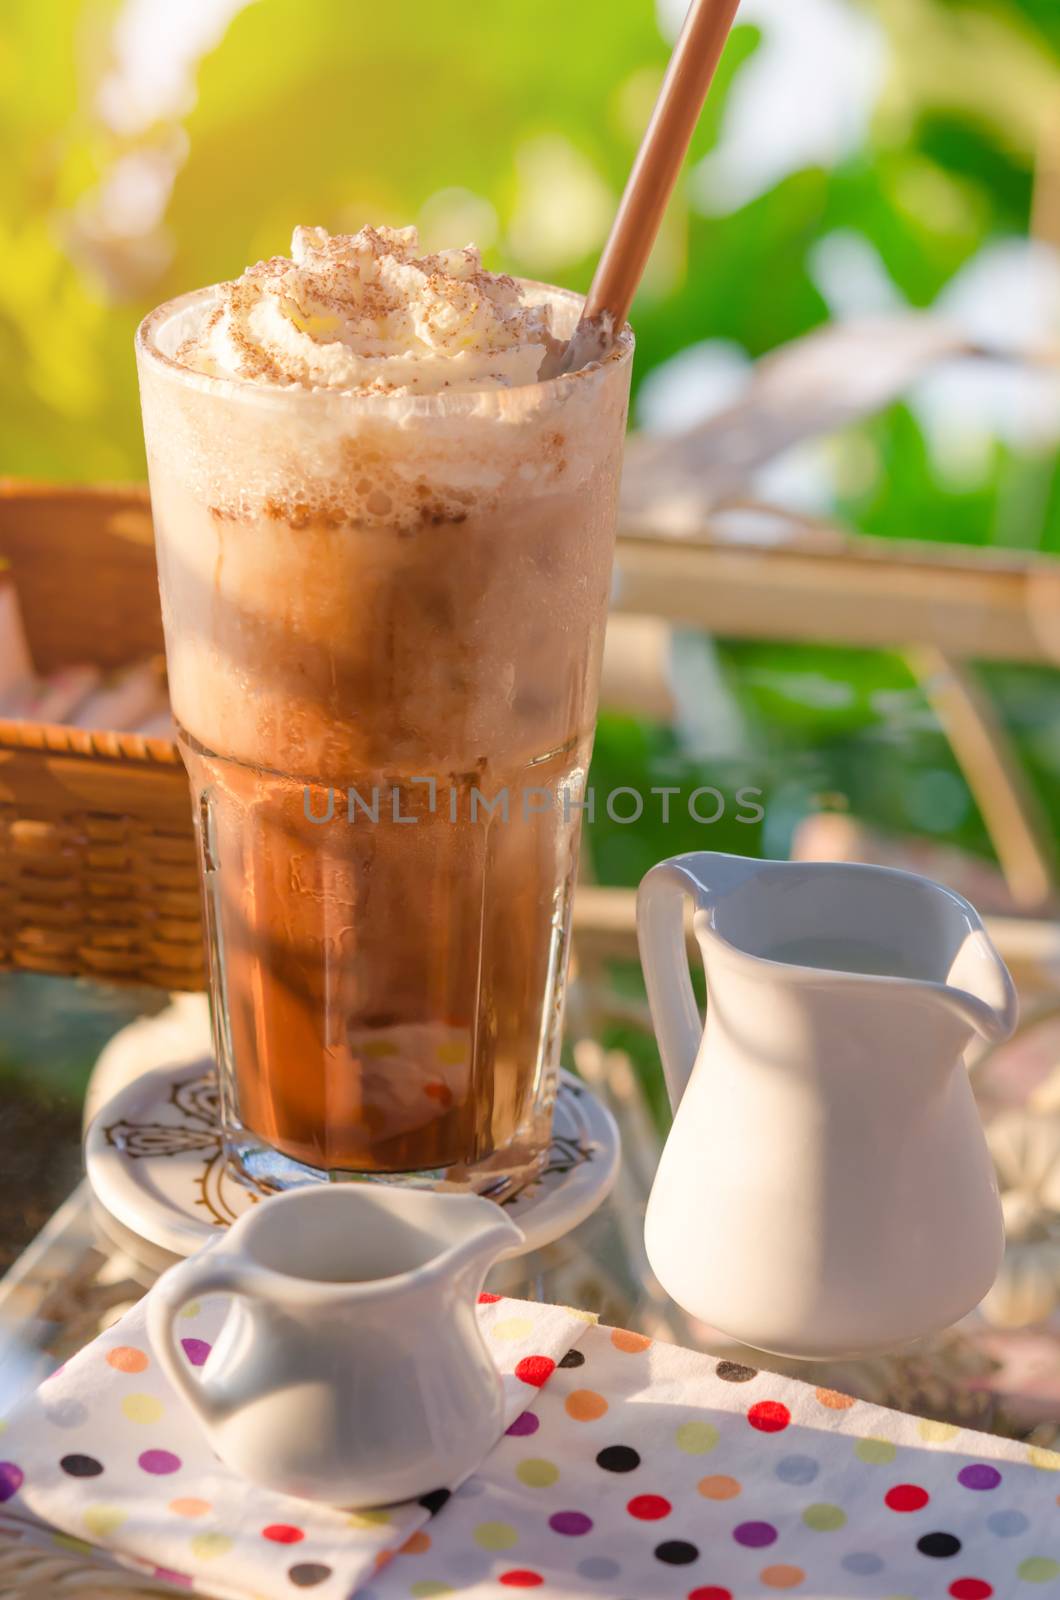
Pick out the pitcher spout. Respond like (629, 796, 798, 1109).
(940, 925, 1019, 1043)
(427, 1194, 525, 1280)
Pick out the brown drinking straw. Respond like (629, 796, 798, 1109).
(558, 0, 742, 371)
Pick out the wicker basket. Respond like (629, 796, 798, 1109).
(0, 481, 204, 991)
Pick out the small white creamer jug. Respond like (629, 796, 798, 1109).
(638, 851, 1017, 1358)
(147, 1185, 522, 1505)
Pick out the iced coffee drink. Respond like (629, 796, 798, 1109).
(136, 226, 632, 1191)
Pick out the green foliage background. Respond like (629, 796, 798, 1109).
(1, 0, 1059, 888)
(3, 0, 1056, 490)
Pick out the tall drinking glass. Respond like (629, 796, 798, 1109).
(136, 283, 632, 1193)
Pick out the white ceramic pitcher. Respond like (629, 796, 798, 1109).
(147, 1185, 522, 1505)
(637, 851, 1017, 1358)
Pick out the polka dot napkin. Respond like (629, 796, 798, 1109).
(364, 1327, 1059, 1600)
(2, 1302, 1058, 1599)
(0, 1290, 593, 1599)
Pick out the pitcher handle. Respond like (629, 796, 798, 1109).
(637, 852, 763, 1109)
(146, 1246, 265, 1432)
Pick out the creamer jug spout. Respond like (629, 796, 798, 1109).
(941, 924, 1019, 1043)
(426, 1196, 525, 1281)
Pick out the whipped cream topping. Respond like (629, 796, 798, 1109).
(179, 225, 561, 395)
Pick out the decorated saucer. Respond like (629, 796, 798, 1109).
(85, 1057, 619, 1272)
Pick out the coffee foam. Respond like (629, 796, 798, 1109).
(143, 317, 629, 534)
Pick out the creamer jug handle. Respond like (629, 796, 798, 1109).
(146, 1242, 273, 1432)
(636, 852, 763, 1109)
